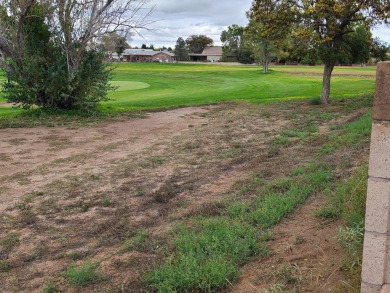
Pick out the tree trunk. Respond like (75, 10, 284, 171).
(262, 43, 269, 73)
(320, 61, 336, 104)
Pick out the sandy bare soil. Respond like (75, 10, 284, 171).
(0, 101, 369, 292)
(0, 107, 212, 211)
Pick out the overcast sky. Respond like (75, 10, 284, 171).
(131, 0, 390, 48)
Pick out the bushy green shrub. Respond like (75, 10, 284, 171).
(1, 3, 114, 110)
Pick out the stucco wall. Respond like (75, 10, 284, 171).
(361, 62, 390, 293)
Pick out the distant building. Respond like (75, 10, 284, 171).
(188, 46, 223, 62)
(122, 49, 176, 62)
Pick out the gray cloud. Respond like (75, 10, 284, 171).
(131, 0, 252, 47)
(156, 0, 218, 14)
(131, 0, 390, 48)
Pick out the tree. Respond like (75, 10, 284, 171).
(248, 0, 389, 104)
(221, 25, 244, 60)
(279, 33, 310, 64)
(115, 37, 130, 61)
(174, 37, 188, 61)
(0, 0, 153, 109)
(371, 38, 389, 62)
(140, 43, 154, 50)
(245, 20, 278, 72)
(346, 26, 371, 65)
(101, 32, 131, 61)
(186, 35, 213, 54)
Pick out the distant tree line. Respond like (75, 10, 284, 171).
(220, 23, 389, 69)
(172, 24, 388, 69)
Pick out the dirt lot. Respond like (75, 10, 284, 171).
(0, 99, 370, 292)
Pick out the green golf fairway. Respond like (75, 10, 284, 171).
(0, 63, 376, 116)
(101, 63, 375, 112)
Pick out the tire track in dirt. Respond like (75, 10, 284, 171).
(0, 107, 212, 213)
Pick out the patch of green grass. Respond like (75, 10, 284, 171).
(0, 260, 11, 272)
(320, 144, 335, 155)
(326, 165, 368, 227)
(135, 188, 145, 197)
(123, 230, 149, 251)
(0, 233, 20, 252)
(313, 206, 340, 219)
(312, 111, 336, 121)
(147, 218, 267, 292)
(218, 147, 242, 159)
(315, 110, 370, 223)
(275, 264, 303, 285)
(90, 174, 100, 181)
(318, 162, 368, 289)
(272, 137, 291, 146)
(341, 112, 372, 147)
(290, 166, 304, 176)
(281, 129, 306, 140)
(303, 124, 319, 133)
(68, 250, 90, 261)
(101, 197, 113, 207)
(64, 262, 102, 287)
(147, 162, 331, 292)
(231, 141, 242, 149)
(262, 284, 286, 293)
(227, 202, 250, 218)
(132, 230, 149, 249)
(139, 156, 166, 168)
(43, 280, 58, 293)
(338, 224, 364, 269)
(0, 106, 111, 128)
(80, 202, 90, 213)
(247, 165, 331, 226)
(319, 110, 371, 158)
(236, 177, 267, 194)
(309, 97, 322, 105)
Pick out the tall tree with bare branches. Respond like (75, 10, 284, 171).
(0, 0, 154, 109)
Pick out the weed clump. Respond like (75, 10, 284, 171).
(0, 233, 20, 252)
(0, 260, 11, 272)
(309, 97, 322, 105)
(43, 280, 58, 293)
(64, 262, 102, 287)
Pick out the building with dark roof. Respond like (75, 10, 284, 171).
(122, 49, 176, 62)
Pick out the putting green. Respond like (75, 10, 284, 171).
(110, 81, 150, 91)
